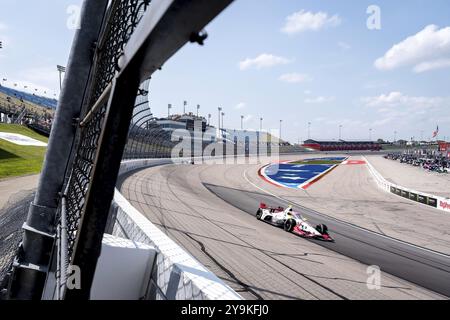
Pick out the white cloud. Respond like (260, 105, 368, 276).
(362, 91, 446, 110)
(281, 10, 341, 35)
(234, 102, 246, 110)
(375, 25, 450, 73)
(413, 59, 450, 73)
(304, 96, 335, 104)
(239, 54, 292, 70)
(338, 41, 351, 50)
(279, 73, 312, 83)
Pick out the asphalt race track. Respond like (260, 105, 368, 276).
(204, 183, 450, 297)
(120, 155, 449, 300)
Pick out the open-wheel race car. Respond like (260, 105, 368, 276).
(256, 203, 334, 242)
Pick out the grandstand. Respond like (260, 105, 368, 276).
(0, 86, 55, 136)
(303, 139, 381, 151)
(0, 85, 57, 109)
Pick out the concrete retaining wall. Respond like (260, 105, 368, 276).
(364, 156, 450, 214)
(109, 158, 242, 300)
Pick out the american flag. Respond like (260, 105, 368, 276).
(432, 125, 439, 138)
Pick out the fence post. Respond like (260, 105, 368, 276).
(6, 0, 108, 299)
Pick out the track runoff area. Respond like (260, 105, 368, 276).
(120, 154, 450, 300)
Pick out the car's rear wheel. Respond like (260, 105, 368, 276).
(284, 219, 296, 232)
(256, 209, 262, 220)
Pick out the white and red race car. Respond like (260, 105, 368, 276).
(256, 203, 334, 242)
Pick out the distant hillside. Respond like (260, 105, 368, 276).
(0, 85, 57, 109)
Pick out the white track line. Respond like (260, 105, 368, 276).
(243, 168, 450, 259)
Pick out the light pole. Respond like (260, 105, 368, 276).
(221, 112, 225, 130)
(260, 117, 263, 132)
(308, 122, 311, 139)
(183, 100, 187, 114)
(197, 104, 200, 117)
(208, 114, 211, 126)
(394, 131, 397, 143)
(167, 104, 172, 117)
(369, 128, 372, 141)
(241, 115, 244, 130)
(57, 65, 66, 90)
(279, 120, 283, 142)
(339, 125, 342, 140)
(218, 107, 222, 130)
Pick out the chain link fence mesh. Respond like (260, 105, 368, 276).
(63, 0, 151, 258)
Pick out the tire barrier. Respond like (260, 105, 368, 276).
(364, 156, 450, 214)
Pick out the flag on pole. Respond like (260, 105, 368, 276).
(432, 125, 439, 138)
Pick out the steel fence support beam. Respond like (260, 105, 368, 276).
(65, 62, 142, 299)
(7, 0, 108, 299)
(65, 0, 234, 299)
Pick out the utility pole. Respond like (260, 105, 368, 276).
(57, 65, 66, 90)
(221, 112, 225, 130)
(208, 113, 211, 126)
(183, 100, 187, 114)
(241, 115, 244, 130)
(260, 117, 263, 132)
(197, 104, 200, 117)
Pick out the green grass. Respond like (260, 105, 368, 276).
(291, 159, 342, 165)
(0, 124, 48, 179)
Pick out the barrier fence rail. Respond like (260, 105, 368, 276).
(4, 0, 234, 300)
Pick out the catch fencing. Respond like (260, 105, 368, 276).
(5, 0, 233, 300)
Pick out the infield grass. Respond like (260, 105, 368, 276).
(0, 124, 47, 179)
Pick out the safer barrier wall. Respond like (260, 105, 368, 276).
(364, 156, 450, 214)
(109, 158, 242, 300)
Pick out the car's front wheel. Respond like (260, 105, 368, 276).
(284, 219, 296, 232)
(256, 209, 262, 220)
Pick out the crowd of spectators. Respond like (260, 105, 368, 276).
(384, 150, 450, 174)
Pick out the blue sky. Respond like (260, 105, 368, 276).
(1, 0, 449, 143)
